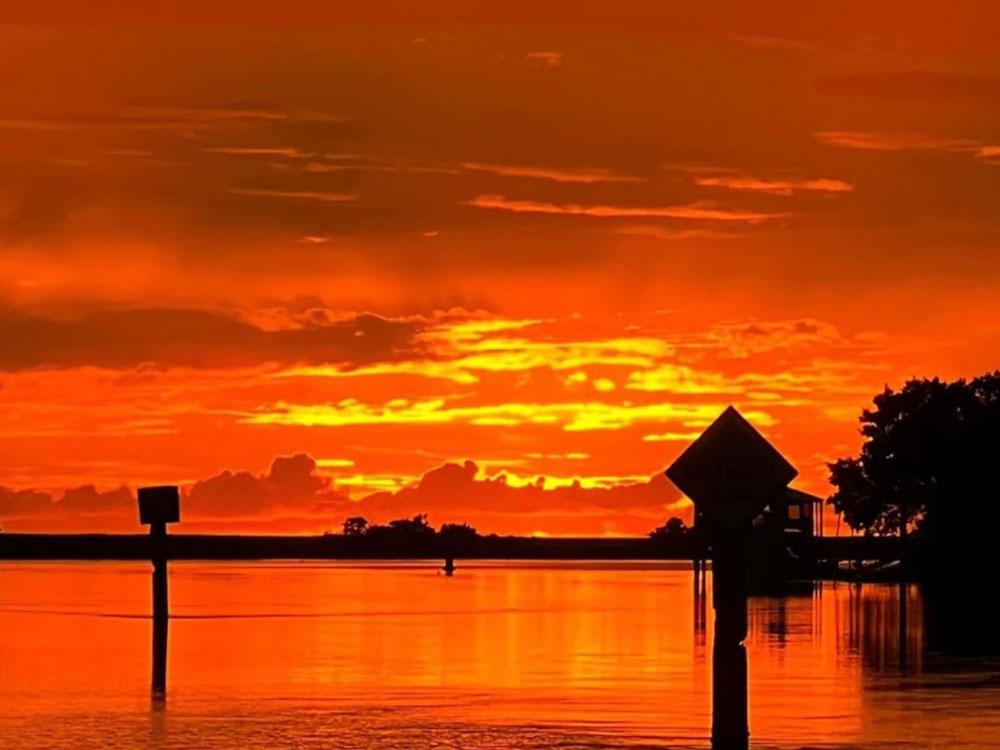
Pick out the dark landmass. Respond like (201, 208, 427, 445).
(0, 532, 908, 565)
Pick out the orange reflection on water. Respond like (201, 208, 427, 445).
(0, 562, 997, 749)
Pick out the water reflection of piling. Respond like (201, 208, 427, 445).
(443, 557, 456, 576)
(772, 596, 787, 646)
(693, 559, 708, 635)
(898, 581, 908, 669)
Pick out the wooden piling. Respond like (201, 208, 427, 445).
(137, 485, 180, 699)
(151, 522, 168, 696)
(710, 524, 750, 750)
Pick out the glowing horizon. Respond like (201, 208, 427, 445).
(3, 4, 1000, 535)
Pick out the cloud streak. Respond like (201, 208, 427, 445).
(0, 309, 424, 371)
(0, 105, 348, 133)
(814, 131, 979, 152)
(462, 162, 643, 184)
(242, 397, 773, 432)
(227, 188, 359, 203)
(205, 147, 313, 158)
(693, 175, 853, 196)
(466, 195, 788, 222)
(524, 51, 563, 67)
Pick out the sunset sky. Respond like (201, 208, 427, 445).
(2, 3, 1000, 535)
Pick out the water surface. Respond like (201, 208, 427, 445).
(1, 561, 998, 749)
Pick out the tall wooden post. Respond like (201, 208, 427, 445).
(711, 523, 750, 750)
(151, 521, 169, 695)
(138, 486, 180, 698)
(666, 406, 799, 750)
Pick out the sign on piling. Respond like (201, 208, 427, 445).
(666, 406, 797, 750)
(666, 406, 797, 528)
(138, 485, 180, 698)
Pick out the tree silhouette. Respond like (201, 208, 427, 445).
(649, 516, 689, 540)
(342, 516, 368, 536)
(829, 373, 1000, 536)
(439, 522, 479, 542)
(828, 372, 1000, 595)
(389, 514, 434, 536)
(366, 514, 436, 539)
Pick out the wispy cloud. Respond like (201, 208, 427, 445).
(242, 397, 773, 432)
(815, 131, 978, 152)
(466, 195, 788, 222)
(614, 225, 740, 241)
(0, 105, 347, 133)
(706, 319, 848, 357)
(0, 309, 420, 371)
(525, 51, 563, 68)
(694, 175, 853, 196)
(204, 147, 312, 158)
(641, 431, 705, 442)
(626, 364, 733, 394)
(462, 162, 643, 184)
(228, 188, 359, 203)
(280, 321, 674, 384)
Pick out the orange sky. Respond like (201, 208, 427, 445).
(2, 3, 1000, 535)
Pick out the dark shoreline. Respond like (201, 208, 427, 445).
(0, 532, 909, 565)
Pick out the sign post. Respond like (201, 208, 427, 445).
(666, 406, 797, 750)
(138, 485, 180, 698)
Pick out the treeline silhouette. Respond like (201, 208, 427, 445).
(648, 516, 695, 541)
(338, 514, 478, 543)
(827, 370, 1000, 652)
(332, 513, 700, 554)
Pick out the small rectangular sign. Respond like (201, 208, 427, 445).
(138, 485, 180, 525)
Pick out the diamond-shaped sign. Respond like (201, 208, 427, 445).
(665, 406, 797, 527)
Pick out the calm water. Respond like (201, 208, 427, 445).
(1, 562, 999, 749)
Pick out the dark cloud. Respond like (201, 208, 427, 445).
(0, 309, 426, 371)
(0, 487, 54, 518)
(57, 484, 134, 515)
(352, 460, 680, 532)
(0, 484, 133, 529)
(1, 456, 682, 536)
(187, 453, 342, 517)
(0, 102, 359, 246)
(182, 455, 678, 532)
